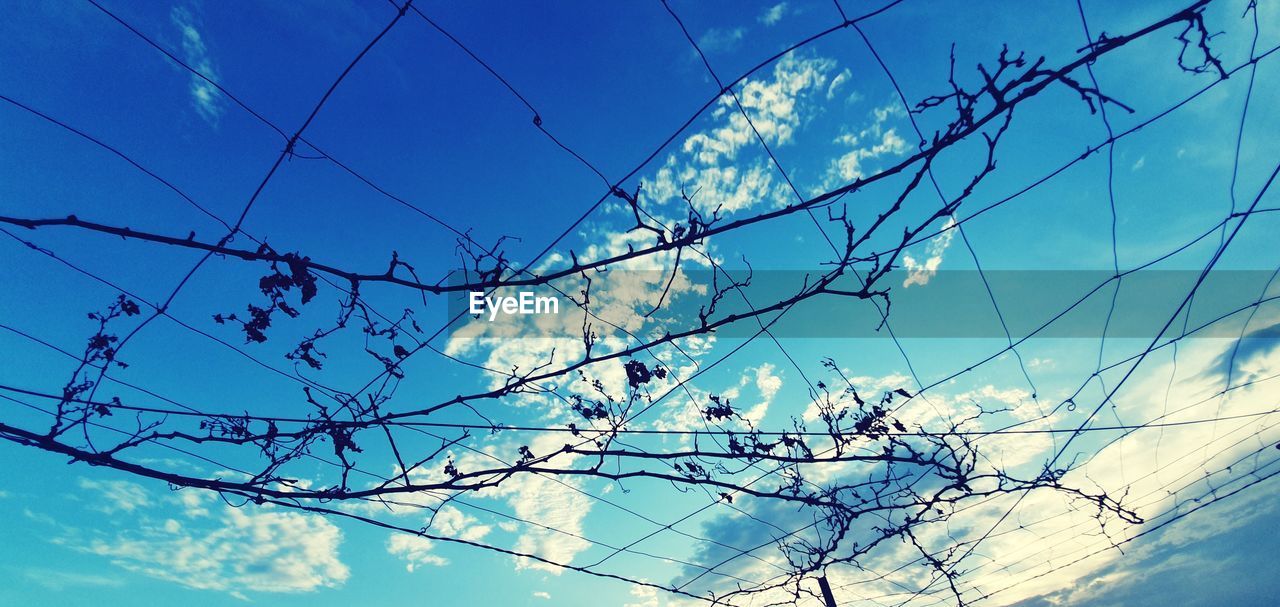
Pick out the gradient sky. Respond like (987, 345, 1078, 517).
(2, 1, 1279, 606)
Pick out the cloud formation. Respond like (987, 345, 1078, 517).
(170, 6, 224, 125)
(78, 478, 149, 514)
(902, 217, 957, 287)
(648, 53, 840, 214)
(821, 101, 909, 189)
(678, 338, 1280, 605)
(758, 3, 788, 26)
(696, 27, 746, 54)
(21, 568, 125, 591)
(387, 505, 492, 570)
(63, 483, 349, 597)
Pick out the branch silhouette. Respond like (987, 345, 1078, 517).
(1, 1, 1264, 605)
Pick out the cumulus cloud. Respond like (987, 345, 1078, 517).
(1008, 495, 1277, 607)
(950, 344, 1280, 604)
(170, 6, 224, 125)
(647, 359, 786, 437)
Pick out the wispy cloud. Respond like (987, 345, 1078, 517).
(822, 101, 909, 189)
(697, 27, 746, 54)
(78, 478, 150, 514)
(902, 217, 957, 287)
(84, 505, 348, 596)
(494, 434, 595, 573)
(387, 505, 491, 570)
(649, 53, 839, 214)
(22, 568, 125, 591)
(387, 535, 448, 570)
(826, 68, 852, 100)
(758, 3, 788, 26)
(170, 6, 224, 125)
(23, 507, 57, 526)
(682, 340, 1280, 604)
(58, 484, 348, 597)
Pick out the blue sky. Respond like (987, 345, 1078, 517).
(2, 0, 1279, 606)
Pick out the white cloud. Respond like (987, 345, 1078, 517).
(171, 6, 224, 125)
(696, 27, 746, 54)
(953, 383, 1031, 406)
(58, 484, 349, 596)
(822, 102, 909, 188)
(674, 161, 777, 214)
(387, 534, 447, 570)
(78, 478, 150, 514)
(492, 434, 594, 572)
(901, 217, 957, 287)
(22, 568, 125, 590)
(827, 127, 907, 181)
(648, 53, 838, 215)
(623, 583, 661, 607)
(826, 68, 852, 100)
(683, 331, 1280, 606)
(24, 507, 57, 526)
(1027, 357, 1054, 369)
(85, 504, 348, 595)
(742, 363, 782, 424)
(532, 590, 552, 600)
(387, 505, 492, 570)
(860, 342, 1279, 604)
(449, 57, 845, 394)
(755, 363, 782, 401)
(368, 431, 597, 575)
(759, 3, 788, 26)
(176, 489, 212, 518)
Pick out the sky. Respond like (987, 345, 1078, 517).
(1, 0, 1279, 606)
